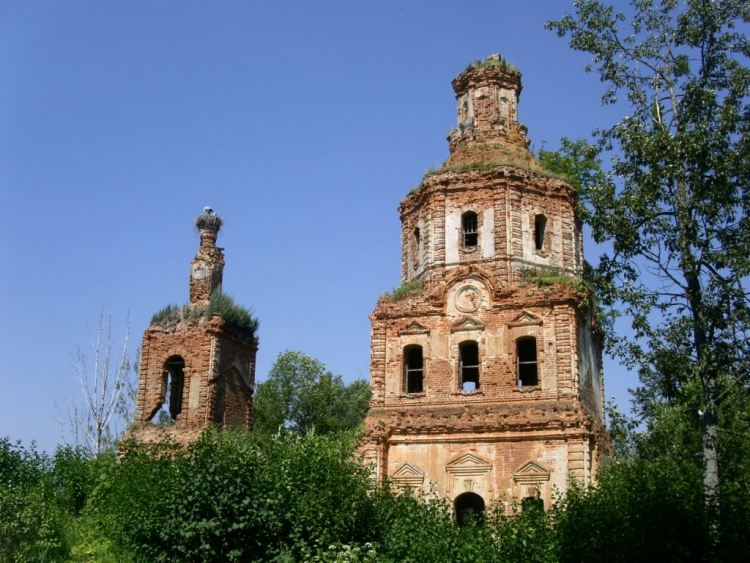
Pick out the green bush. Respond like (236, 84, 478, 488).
(90, 431, 378, 561)
(0, 439, 71, 562)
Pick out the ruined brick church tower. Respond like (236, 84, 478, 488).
(362, 55, 605, 514)
(132, 212, 257, 443)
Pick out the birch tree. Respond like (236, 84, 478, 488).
(68, 311, 134, 456)
(546, 0, 750, 545)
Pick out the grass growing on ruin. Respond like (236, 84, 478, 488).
(149, 304, 181, 329)
(380, 279, 423, 301)
(149, 289, 258, 340)
(206, 289, 259, 340)
(464, 54, 521, 76)
(521, 265, 600, 317)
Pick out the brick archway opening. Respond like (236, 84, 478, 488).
(454, 492, 485, 525)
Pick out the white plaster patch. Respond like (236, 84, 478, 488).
(188, 375, 201, 410)
(445, 210, 460, 264)
(481, 208, 494, 258)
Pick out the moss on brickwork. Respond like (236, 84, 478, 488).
(419, 159, 564, 186)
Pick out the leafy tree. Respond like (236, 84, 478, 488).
(253, 350, 370, 435)
(546, 0, 750, 543)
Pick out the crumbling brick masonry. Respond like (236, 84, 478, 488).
(361, 55, 606, 515)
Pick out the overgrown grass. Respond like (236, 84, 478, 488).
(464, 54, 521, 76)
(521, 265, 600, 316)
(149, 288, 258, 340)
(206, 289, 259, 340)
(380, 279, 423, 301)
(419, 158, 564, 185)
(149, 304, 181, 329)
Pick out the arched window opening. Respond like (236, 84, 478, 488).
(517, 337, 538, 387)
(462, 211, 478, 248)
(412, 227, 421, 269)
(454, 492, 485, 526)
(459, 341, 480, 392)
(149, 356, 185, 424)
(534, 214, 547, 251)
(404, 345, 424, 394)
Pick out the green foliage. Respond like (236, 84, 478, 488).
(5, 425, 747, 562)
(465, 53, 521, 76)
(547, 2, 750, 540)
(194, 213, 223, 231)
(554, 457, 707, 563)
(0, 438, 72, 562)
(90, 430, 378, 562)
(521, 263, 603, 322)
(148, 304, 181, 329)
(253, 351, 370, 435)
(206, 288, 259, 340)
(149, 289, 258, 341)
(538, 138, 609, 218)
(380, 279, 423, 301)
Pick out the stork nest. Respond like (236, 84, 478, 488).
(195, 213, 223, 231)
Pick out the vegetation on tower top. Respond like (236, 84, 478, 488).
(149, 288, 259, 340)
(465, 53, 521, 76)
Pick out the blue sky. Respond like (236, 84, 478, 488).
(0, 1, 632, 451)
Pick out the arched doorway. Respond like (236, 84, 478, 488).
(454, 492, 485, 525)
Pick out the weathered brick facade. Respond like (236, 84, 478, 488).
(362, 55, 606, 513)
(131, 216, 257, 444)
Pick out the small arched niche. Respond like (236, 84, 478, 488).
(454, 492, 485, 525)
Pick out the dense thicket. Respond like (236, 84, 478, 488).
(3, 429, 748, 562)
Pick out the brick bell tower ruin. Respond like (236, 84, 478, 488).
(361, 55, 605, 516)
(132, 211, 258, 443)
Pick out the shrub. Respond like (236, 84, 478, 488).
(90, 431, 377, 561)
(0, 438, 72, 561)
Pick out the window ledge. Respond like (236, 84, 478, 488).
(456, 390, 483, 396)
(515, 385, 541, 392)
(402, 392, 426, 398)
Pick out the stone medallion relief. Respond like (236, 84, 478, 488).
(448, 279, 489, 317)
